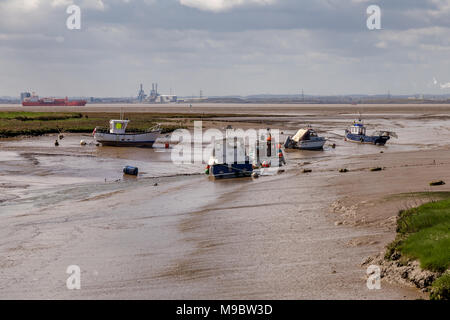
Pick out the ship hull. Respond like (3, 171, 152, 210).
(66, 101, 87, 106)
(22, 101, 87, 106)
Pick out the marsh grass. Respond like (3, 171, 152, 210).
(430, 273, 450, 300)
(394, 198, 450, 272)
(386, 192, 450, 299)
(0, 111, 234, 137)
(0, 111, 82, 120)
(0, 111, 283, 137)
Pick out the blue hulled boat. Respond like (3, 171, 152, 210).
(206, 138, 253, 179)
(345, 119, 397, 146)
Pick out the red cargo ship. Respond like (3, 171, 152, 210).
(21, 92, 87, 106)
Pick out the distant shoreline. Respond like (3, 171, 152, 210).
(2, 102, 450, 114)
(3, 97, 450, 105)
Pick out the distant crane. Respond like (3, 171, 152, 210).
(137, 83, 146, 102)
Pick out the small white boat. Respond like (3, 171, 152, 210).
(284, 128, 326, 150)
(94, 119, 160, 148)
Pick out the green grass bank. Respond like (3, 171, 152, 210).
(386, 192, 450, 300)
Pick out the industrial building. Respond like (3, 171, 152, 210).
(20, 92, 31, 102)
(136, 83, 177, 104)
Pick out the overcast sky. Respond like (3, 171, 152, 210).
(1, 0, 450, 97)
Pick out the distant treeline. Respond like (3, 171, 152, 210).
(203, 97, 450, 104)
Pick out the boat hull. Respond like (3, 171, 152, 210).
(210, 163, 253, 178)
(345, 131, 390, 145)
(295, 139, 325, 150)
(22, 100, 87, 106)
(284, 136, 325, 150)
(95, 131, 160, 148)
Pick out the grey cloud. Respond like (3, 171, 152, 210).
(0, 0, 449, 96)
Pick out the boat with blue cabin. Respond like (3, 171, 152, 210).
(344, 119, 397, 145)
(206, 138, 253, 179)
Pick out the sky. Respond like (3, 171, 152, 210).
(0, 0, 450, 97)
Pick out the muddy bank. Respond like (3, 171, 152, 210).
(362, 253, 440, 293)
(328, 149, 450, 299)
(2, 103, 450, 115)
(1, 106, 449, 299)
(0, 168, 422, 299)
(329, 149, 450, 230)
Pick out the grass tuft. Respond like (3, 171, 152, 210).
(394, 199, 450, 272)
(386, 193, 450, 299)
(430, 273, 450, 300)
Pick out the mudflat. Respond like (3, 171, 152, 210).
(1, 103, 450, 117)
(0, 103, 448, 299)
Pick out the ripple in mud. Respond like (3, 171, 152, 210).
(21, 153, 40, 165)
(0, 182, 30, 189)
(0, 194, 20, 203)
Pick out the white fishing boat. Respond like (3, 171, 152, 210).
(94, 119, 160, 147)
(284, 128, 326, 150)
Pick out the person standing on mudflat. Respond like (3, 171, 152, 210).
(266, 128, 272, 157)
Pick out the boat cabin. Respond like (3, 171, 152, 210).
(109, 120, 129, 134)
(350, 121, 366, 135)
(292, 128, 319, 142)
